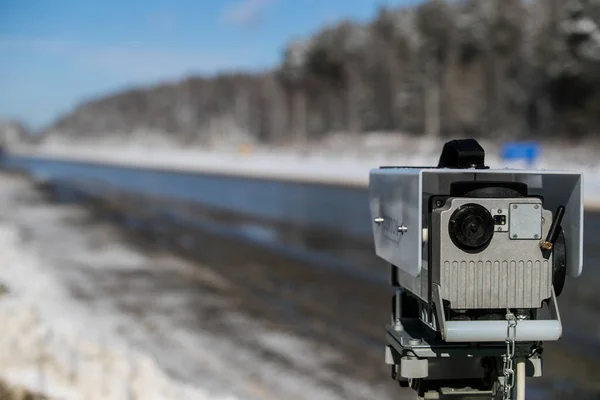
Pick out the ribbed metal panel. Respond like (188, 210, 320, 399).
(441, 259, 552, 309)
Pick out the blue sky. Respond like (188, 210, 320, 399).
(0, 0, 420, 130)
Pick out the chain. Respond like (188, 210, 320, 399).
(502, 310, 518, 400)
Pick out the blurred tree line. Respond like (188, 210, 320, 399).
(48, 0, 600, 144)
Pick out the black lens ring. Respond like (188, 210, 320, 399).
(448, 203, 495, 253)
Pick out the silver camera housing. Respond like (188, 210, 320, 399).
(432, 197, 553, 310)
(370, 168, 583, 342)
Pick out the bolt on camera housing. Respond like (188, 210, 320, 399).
(369, 139, 583, 398)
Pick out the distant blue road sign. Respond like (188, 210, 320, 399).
(500, 142, 540, 166)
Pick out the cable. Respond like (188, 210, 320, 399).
(516, 358, 526, 400)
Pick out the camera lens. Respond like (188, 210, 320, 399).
(448, 204, 494, 253)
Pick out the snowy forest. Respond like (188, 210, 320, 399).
(46, 0, 600, 145)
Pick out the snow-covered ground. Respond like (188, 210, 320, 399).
(11, 134, 600, 208)
(0, 174, 401, 400)
(1, 135, 599, 400)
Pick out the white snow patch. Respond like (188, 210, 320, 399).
(0, 175, 393, 400)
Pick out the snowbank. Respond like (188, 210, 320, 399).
(0, 224, 238, 400)
(0, 174, 392, 400)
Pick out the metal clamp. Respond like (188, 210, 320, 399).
(433, 285, 563, 342)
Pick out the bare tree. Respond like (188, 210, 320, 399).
(416, 0, 454, 138)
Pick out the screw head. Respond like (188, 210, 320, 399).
(497, 227, 502, 231)
(512, 234, 518, 239)
(497, 209, 502, 214)
(398, 225, 408, 234)
(435, 200, 443, 207)
(374, 217, 384, 224)
(534, 234, 539, 239)
(534, 204, 540, 210)
(513, 205, 518, 209)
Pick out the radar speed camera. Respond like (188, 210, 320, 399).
(369, 139, 583, 400)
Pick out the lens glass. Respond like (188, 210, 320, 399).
(449, 203, 495, 252)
